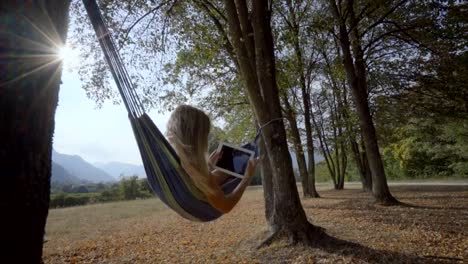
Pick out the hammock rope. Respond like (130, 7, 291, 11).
(82, 0, 145, 118)
(82, 0, 244, 222)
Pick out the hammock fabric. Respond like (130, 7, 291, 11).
(82, 0, 242, 222)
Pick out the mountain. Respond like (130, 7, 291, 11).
(52, 150, 115, 183)
(94, 161, 146, 179)
(51, 161, 81, 185)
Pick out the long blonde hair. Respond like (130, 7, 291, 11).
(166, 105, 215, 195)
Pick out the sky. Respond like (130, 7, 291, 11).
(53, 53, 170, 165)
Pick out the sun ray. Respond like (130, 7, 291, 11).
(22, 15, 64, 51)
(0, 56, 62, 88)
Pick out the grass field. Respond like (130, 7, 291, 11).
(44, 182, 467, 263)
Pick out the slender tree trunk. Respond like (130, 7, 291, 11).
(225, 0, 323, 245)
(286, 0, 319, 198)
(306, 138, 320, 197)
(341, 83, 373, 192)
(349, 137, 372, 191)
(0, 1, 70, 262)
(330, 0, 398, 204)
(321, 48, 349, 190)
(334, 78, 347, 190)
(283, 97, 311, 197)
(303, 93, 319, 197)
(259, 137, 276, 229)
(360, 145, 373, 191)
(311, 100, 337, 188)
(337, 140, 347, 189)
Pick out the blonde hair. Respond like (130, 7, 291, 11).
(166, 105, 215, 195)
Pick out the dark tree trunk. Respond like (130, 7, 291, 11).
(259, 137, 276, 229)
(311, 99, 337, 188)
(225, 0, 323, 245)
(0, 1, 70, 262)
(321, 48, 350, 191)
(303, 93, 319, 197)
(283, 97, 311, 197)
(286, 0, 319, 198)
(330, 0, 398, 205)
(360, 147, 373, 191)
(349, 138, 372, 191)
(334, 81, 347, 190)
(341, 82, 372, 192)
(336, 140, 347, 190)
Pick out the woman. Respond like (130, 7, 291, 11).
(166, 105, 259, 214)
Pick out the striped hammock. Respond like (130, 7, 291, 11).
(82, 0, 242, 221)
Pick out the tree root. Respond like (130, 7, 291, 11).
(311, 191, 320, 198)
(257, 224, 326, 249)
(374, 195, 400, 206)
(256, 230, 282, 249)
(304, 191, 320, 198)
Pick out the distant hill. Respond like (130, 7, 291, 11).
(50, 149, 320, 183)
(51, 161, 81, 185)
(94, 161, 146, 179)
(52, 150, 115, 183)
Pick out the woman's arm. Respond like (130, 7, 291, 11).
(183, 158, 259, 214)
(207, 159, 259, 213)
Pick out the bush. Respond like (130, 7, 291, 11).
(49, 193, 98, 208)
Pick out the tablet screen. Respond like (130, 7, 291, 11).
(216, 144, 252, 176)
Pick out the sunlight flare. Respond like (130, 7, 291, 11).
(58, 44, 80, 69)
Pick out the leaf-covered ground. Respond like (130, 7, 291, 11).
(44, 183, 467, 263)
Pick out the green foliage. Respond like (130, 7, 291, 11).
(50, 177, 153, 208)
(384, 117, 468, 179)
(120, 176, 152, 200)
(50, 192, 100, 208)
(314, 159, 360, 183)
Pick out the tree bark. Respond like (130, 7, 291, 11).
(0, 1, 70, 262)
(329, 0, 397, 204)
(285, 0, 319, 198)
(349, 137, 372, 191)
(283, 96, 311, 197)
(311, 98, 337, 187)
(341, 83, 372, 192)
(321, 47, 350, 190)
(259, 137, 276, 229)
(225, 0, 323, 245)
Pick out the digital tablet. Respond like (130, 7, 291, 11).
(214, 142, 255, 178)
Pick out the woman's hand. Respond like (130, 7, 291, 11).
(244, 157, 260, 180)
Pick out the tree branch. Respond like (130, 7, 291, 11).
(358, 0, 409, 38)
(123, 0, 173, 42)
(195, 0, 236, 64)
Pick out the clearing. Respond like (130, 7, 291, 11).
(44, 183, 467, 263)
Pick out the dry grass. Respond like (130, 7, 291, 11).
(44, 183, 468, 263)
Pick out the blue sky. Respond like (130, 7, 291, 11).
(53, 67, 170, 165)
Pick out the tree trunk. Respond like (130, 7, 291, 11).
(330, 0, 398, 205)
(336, 140, 347, 190)
(321, 47, 350, 191)
(0, 1, 70, 262)
(349, 137, 372, 191)
(341, 82, 372, 192)
(259, 137, 276, 229)
(360, 146, 373, 191)
(303, 94, 319, 197)
(225, 0, 323, 245)
(306, 140, 320, 197)
(283, 98, 311, 197)
(311, 100, 337, 188)
(286, 0, 319, 198)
